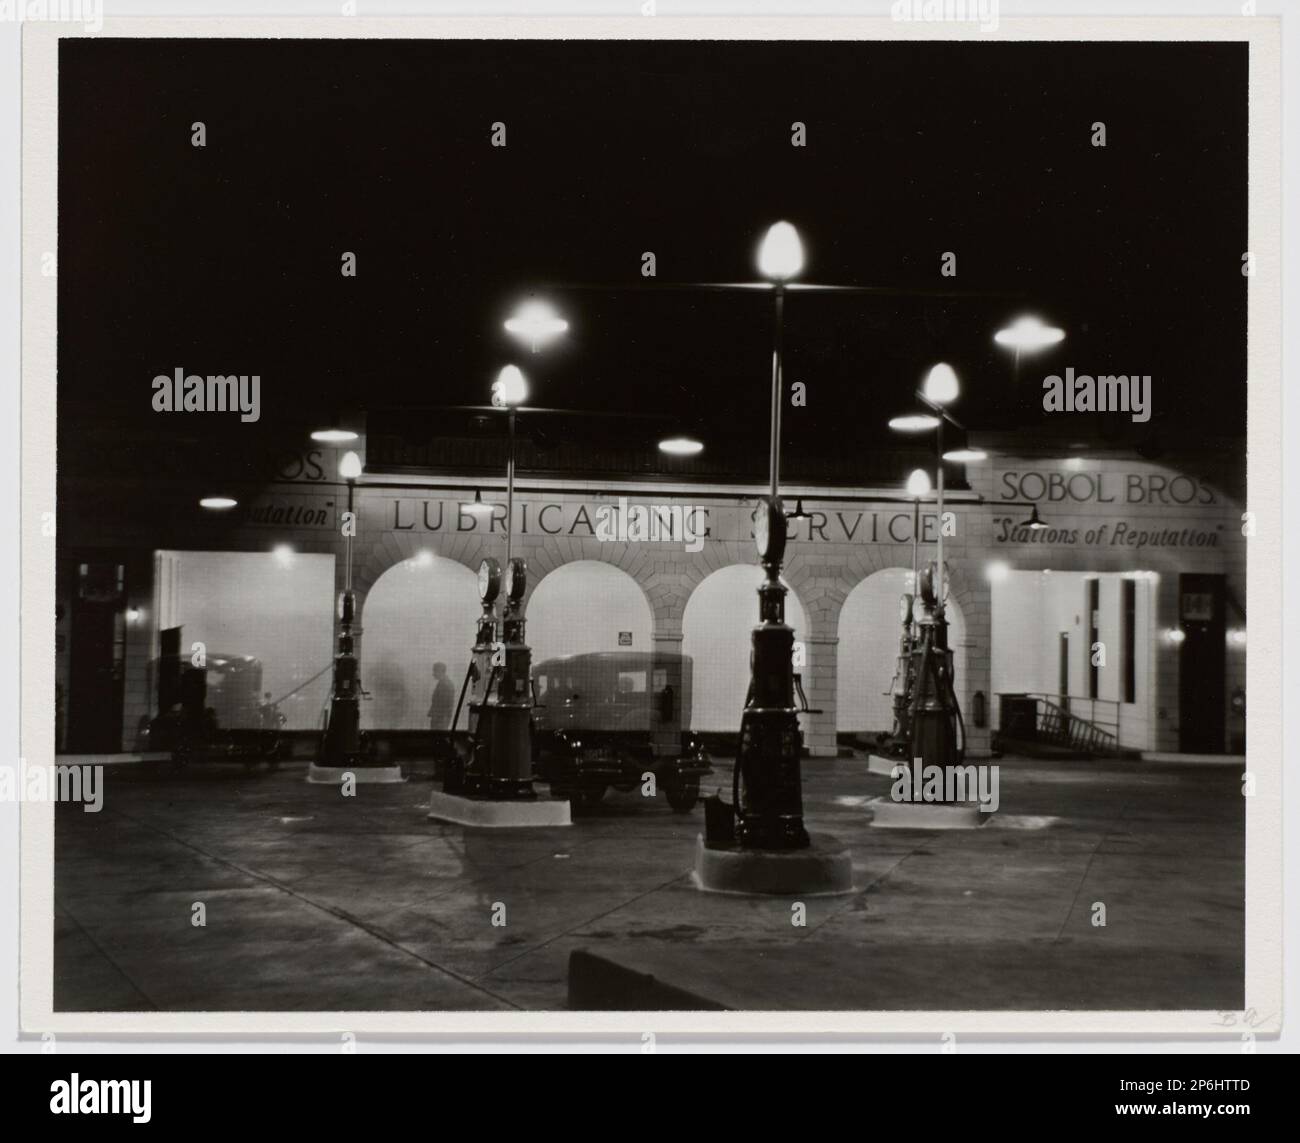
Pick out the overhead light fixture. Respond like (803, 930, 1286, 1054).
(199, 496, 238, 510)
(492, 364, 528, 408)
(757, 221, 804, 281)
(942, 447, 988, 462)
(504, 299, 569, 351)
(339, 450, 363, 480)
(905, 468, 931, 498)
(462, 489, 494, 518)
(310, 427, 359, 443)
(922, 362, 960, 406)
(994, 314, 1066, 353)
(1020, 505, 1049, 531)
(658, 436, 704, 456)
(888, 413, 941, 432)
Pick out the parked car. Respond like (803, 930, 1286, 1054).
(145, 658, 283, 769)
(531, 651, 712, 812)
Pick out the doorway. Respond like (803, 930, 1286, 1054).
(1179, 574, 1226, 752)
(66, 562, 126, 753)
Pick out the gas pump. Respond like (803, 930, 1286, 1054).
(732, 497, 810, 851)
(430, 556, 569, 826)
(476, 557, 536, 799)
(319, 587, 365, 768)
(905, 561, 965, 774)
(695, 495, 850, 893)
(884, 592, 919, 756)
(445, 556, 536, 800)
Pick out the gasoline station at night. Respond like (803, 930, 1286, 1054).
(49, 38, 1248, 1014)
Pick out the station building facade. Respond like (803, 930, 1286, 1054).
(56, 435, 1247, 760)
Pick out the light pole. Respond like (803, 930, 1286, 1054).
(887, 467, 932, 755)
(454, 365, 537, 801)
(905, 467, 931, 597)
(312, 448, 390, 781)
(758, 221, 802, 497)
(731, 221, 811, 852)
(887, 365, 971, 774)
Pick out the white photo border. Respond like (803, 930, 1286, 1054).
(20, 13, 1283, 1039)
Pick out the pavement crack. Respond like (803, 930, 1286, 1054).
(100, 805, 524, 1011)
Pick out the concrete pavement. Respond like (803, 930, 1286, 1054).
(53, 755, 1243, 1011)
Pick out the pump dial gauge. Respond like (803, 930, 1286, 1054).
(505, 556, 527, 603)
(478, 557, 502, 603)
(753, 496, 788, 565)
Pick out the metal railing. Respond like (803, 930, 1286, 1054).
(999, 692, 1124, 757)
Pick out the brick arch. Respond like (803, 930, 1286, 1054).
(680, 561, 815, 734)
(834, 564, 972, 736)
(352, 528, 488, 605)
(815, 552, 980, 637)
(517, 535, 654, 611)
(680, 558, 812, 634)
(523, 557, 656, 665)
(524, 555, 655, 623)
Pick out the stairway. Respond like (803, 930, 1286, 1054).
(994, 694, 1138, 760)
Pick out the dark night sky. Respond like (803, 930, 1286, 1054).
(57, 38, 1247, 500)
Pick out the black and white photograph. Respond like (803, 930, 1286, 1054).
(12, 9, 1287, 1051)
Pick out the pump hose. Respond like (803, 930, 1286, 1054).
(908, 641, 934, 762)
(267, 660, 335, 708)
(732, 714, 745, 822)
(449, 661, 476, 735)
(949, 664, 967, 762)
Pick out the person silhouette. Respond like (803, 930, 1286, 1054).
(428, 662, 456, 730)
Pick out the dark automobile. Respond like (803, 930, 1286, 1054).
(145, 655, 284, 769)
(531, 651, 712, 812)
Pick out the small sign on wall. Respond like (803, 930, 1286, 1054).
(618, 631, 633, 646)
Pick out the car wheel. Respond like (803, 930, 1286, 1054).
(665, 778, 700, 813)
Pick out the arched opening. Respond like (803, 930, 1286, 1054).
(836, 567, 967, 737)
(361, 554, 480, 729)
(525, 560, 653, 665)
(682, 565, 808, 732)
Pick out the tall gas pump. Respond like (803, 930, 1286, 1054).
(452, 556, 536, 800)
(308, 449, 403, 784)
(695, 495, 850, 894)
(882, 468, 931, 759)
(733, 496, 809, 851)
(905, 561, 965, 773)
(426, 366, 570, 826)
(319, 587, 363, 767)
(886, 592, 919, 755)
(430, 554, 568, 825)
